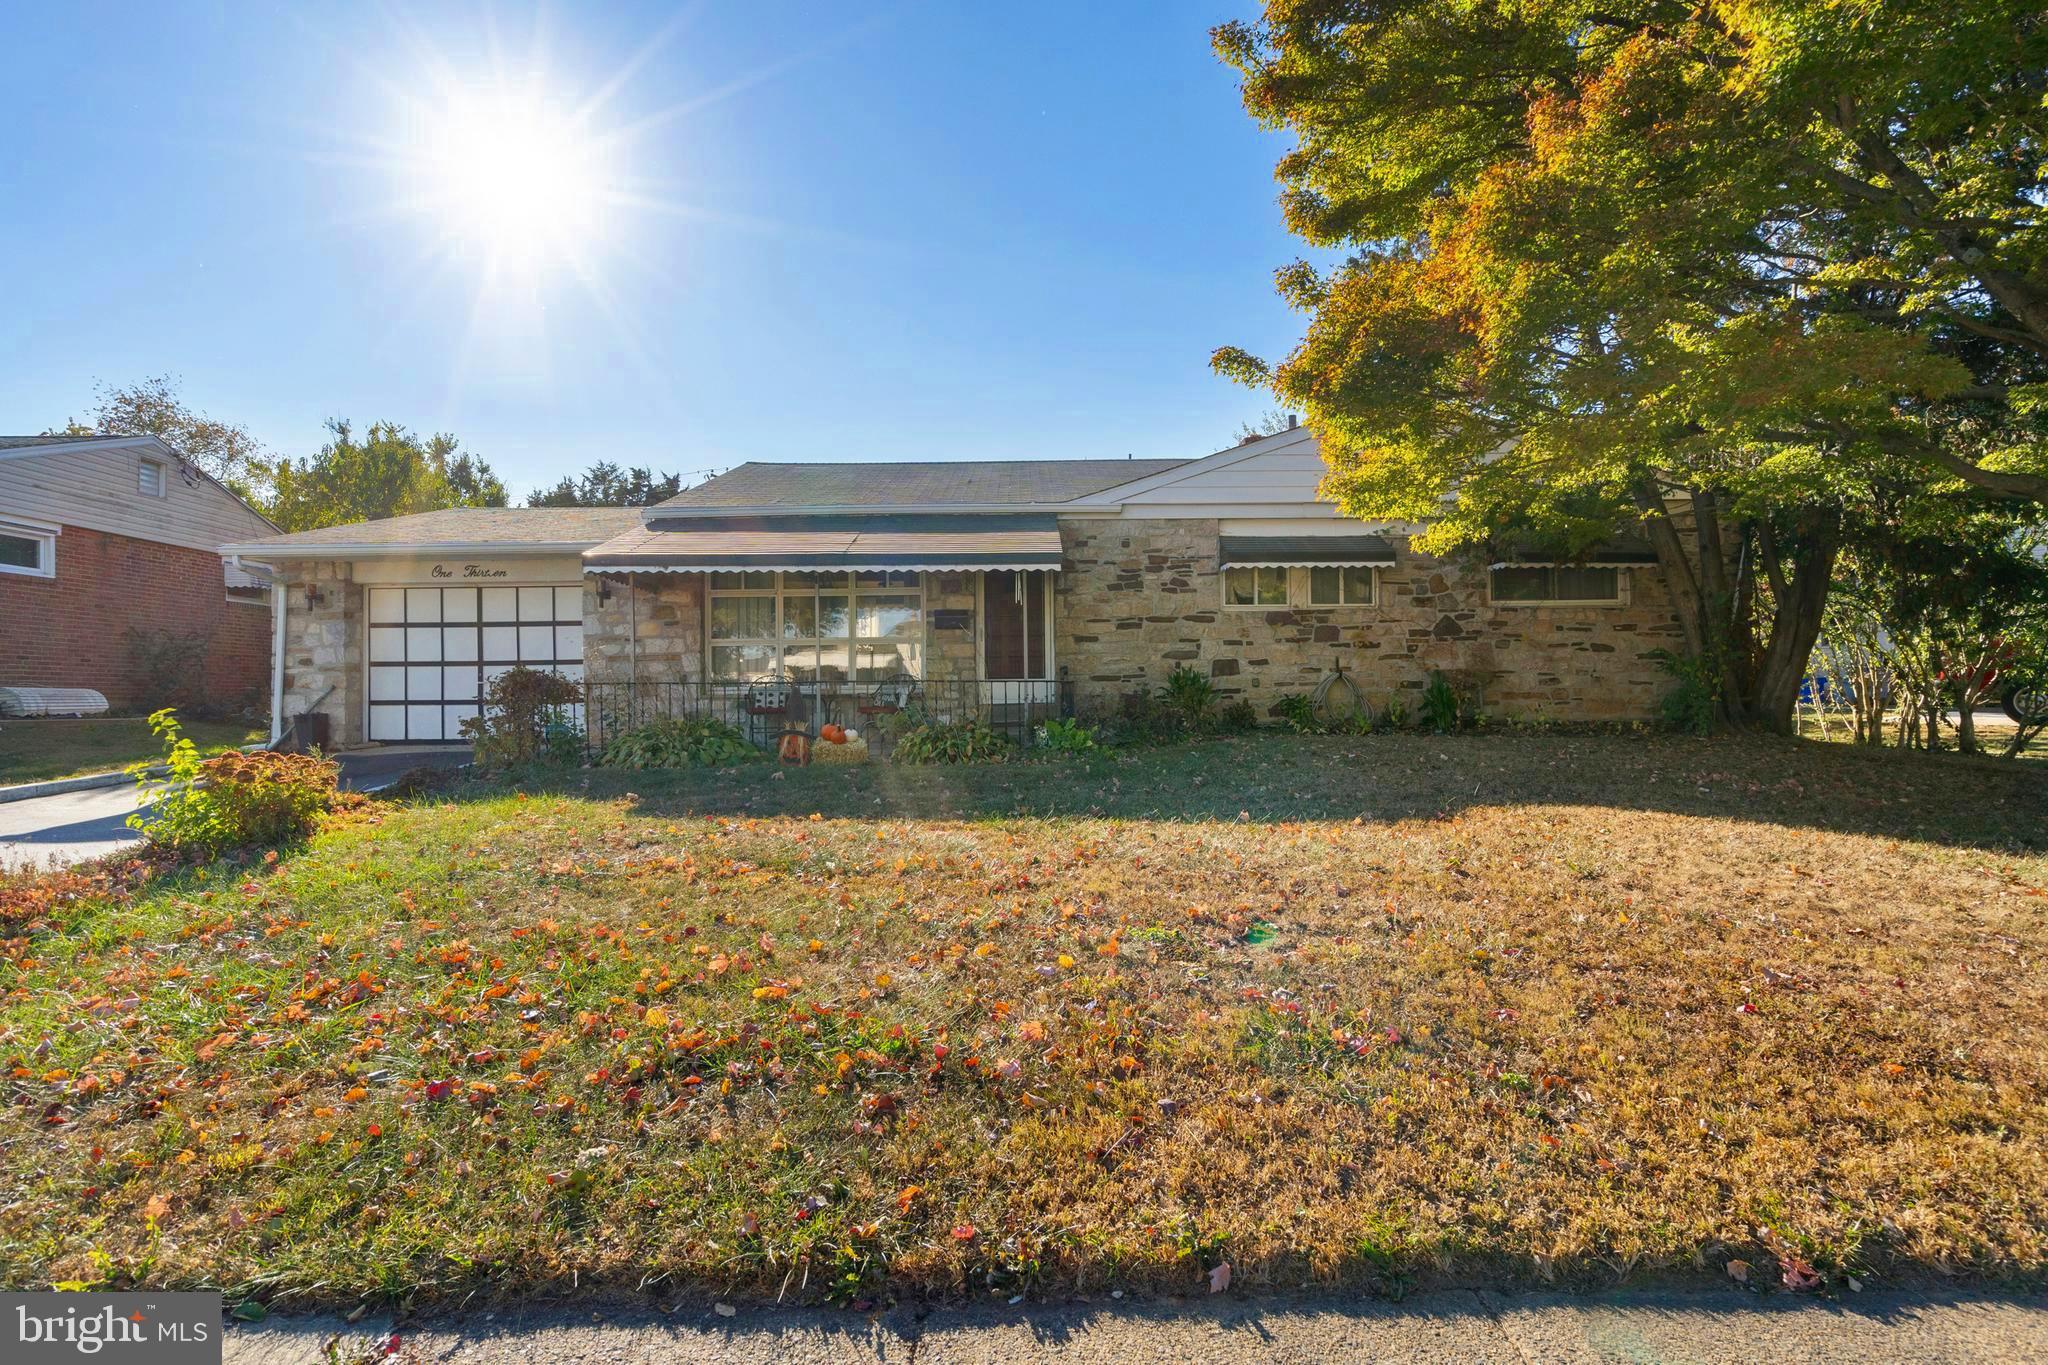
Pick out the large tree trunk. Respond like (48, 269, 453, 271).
(1635, 481, 1836, 734)
(1751, 524, 1837, 733)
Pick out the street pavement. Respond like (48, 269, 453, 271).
(0, 747, 472, 871)
(223, 1286, 2048, 1364)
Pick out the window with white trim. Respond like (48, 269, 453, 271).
(1489, 565, 1623, 605)
(707, 571, 923, 684)
(138, 459, 166, 497)
(1307, 565, 1375, 606)
(1225, 564, 1378, 608)
(1222, 566, 1288, 607)
(0, 523, 56, 578)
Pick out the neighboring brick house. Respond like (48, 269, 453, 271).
(0, 434, 279, 710)
(224, 427, 1688, 749)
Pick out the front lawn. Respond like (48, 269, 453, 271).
(2, 734, 2044, 1309)
(0, 717, 264, 785)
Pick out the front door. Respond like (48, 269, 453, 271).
(982, 571, 1048, 679)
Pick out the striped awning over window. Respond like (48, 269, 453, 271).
(1218, 535, 1396, 569)
(1487, 538, 1658, 569)
(583, 514, 1064, 573)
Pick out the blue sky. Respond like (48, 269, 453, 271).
(0, 2, 1306, 499)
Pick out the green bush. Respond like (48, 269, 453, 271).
(890, 714, 1013, 764)
(599, 715, 758, 769)
(1420, 672, 1462, 733)
(1033, 715, 1099, 754)
(1382, 695, 1410, 730)
(1650, 648, 1719, 735)
(461, 667, 585, 768)
(127, 710, 339, 856)
(1158, 665, 1217, 729)
(1273, 692, 1321, 733)
(1216, 698, 1259, 733)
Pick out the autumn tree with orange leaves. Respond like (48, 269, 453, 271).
(1213, 2, 2048, 730)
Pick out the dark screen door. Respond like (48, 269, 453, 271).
(983, 571, 1046, 679)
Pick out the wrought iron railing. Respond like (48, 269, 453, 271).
(573, 677, 1074, 756)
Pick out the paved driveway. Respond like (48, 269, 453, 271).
(0, 747, 470, 872)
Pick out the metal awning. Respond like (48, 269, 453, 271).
(1488, 538, 1658, 569)
(582, 514, 1064, 573)
(1218, 534, 1396, 569)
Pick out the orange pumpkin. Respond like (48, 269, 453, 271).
(820, 723, 847, 744)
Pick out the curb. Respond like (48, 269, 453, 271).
(0, 767, 150, 805)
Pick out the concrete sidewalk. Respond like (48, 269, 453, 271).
(224, 1286, 2048, 1364)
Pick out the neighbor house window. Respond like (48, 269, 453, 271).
(1489, 565, 1623, 605)
(1223, 566, 1288, 607)
(708, 571, 922, 683)
(138, 459, 165, 497)
(0, 522, 56, 579)
(1308, 566, 1375, 606)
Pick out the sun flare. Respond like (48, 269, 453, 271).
(405, 85, 614, 268)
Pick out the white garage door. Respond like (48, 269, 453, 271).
(367, 585, 584, 742)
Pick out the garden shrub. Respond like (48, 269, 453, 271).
(127, 710, 338, 856)
(461, 667, 585, 768)
(1650, 648, 1720, 736)
(1273, 692, 1321, 733)
(1420, 672, 1462, 733)
(890, 713, 1013, 764)
(1382, 695, 1410, 730)
(1158, 665, 1218, 730)
(124, 628, 210, 710)
(1033, 715, 1099, 753)
(599, 715, 758, 769)
(1216, 698, 1259, 733)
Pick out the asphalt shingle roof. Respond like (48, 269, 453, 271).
(224, 506, 641, 551)
(655, 459, 1188, 510)
(586, 514, 1064, 570)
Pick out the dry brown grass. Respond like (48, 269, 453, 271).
(1, 733, 2043, 1308)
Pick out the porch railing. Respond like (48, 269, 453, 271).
(575, 678, 1074, 756)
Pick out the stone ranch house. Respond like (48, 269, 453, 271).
(221, 427, 1683, 748)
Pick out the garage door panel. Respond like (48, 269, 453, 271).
(369, 583, 583, 742)
(481, 625, 518, 661)
(405, 588, 443, 622)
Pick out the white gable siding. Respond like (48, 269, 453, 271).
(0, 444, 275, 554)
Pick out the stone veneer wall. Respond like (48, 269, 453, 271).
(277, 559, 364, 747)
(1055, 518, 1686, 723)
(582, 573, 706, 683)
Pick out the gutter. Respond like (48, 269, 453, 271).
(217, 540, 609, 558)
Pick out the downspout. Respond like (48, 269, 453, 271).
(270, 579, 287, 744)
